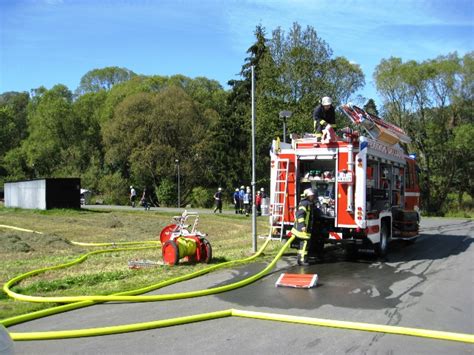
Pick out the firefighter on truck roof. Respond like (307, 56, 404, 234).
(313, 96, 336, 140)
(291, 188, 317, 266)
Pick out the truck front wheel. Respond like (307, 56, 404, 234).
(376, 222, 390, 257)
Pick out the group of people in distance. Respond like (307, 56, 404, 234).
(129, 185, 150, 210)
(235, 186, 267, 216)
(213, 186, 266, 216)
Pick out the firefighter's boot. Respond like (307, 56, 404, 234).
(297, 239, 310, 266)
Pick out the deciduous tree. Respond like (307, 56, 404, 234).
(76, 66, 136, 95)
(103, 86, 216, 205)
(374, 52, 473, 213)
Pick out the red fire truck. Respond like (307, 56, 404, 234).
(269, 104, 420, 257)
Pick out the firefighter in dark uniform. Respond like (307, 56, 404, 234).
(313, 96, 336, 140)
(291, 188, 317, 266)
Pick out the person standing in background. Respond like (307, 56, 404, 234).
(238, 186, 245, 214)
(256, 191, 262, 216)
(233, 188, 240, 214)
(213, 187, 223, 213)
(140, 188, 150, 210)
(130, 186, 137, 208)
(243, 186, 251, 216)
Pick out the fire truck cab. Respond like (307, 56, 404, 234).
(269, 104, 420, 257)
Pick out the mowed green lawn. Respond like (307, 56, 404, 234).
(0, 207, 279, 319)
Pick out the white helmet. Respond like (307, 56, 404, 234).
(260, 188, 264, 191)
(218, 187, 222, 191)
(303, 188, 315, 197)
(321, 96, 332, 106)
(130, 186, 133, 189)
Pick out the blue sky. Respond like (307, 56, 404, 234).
(1, 0, 473, 106)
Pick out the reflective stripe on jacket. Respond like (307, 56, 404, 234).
(291, 198, 312, 239)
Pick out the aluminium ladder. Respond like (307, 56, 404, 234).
(271, 158, 290, 240)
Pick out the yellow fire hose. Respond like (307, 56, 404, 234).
(71, 240, 161, 247)
(1, 224, 473, 344)
(3, 237, 274, 303)
(11, 308, 473, 343)
(0, 224, 43, 234)
(1, 225, 273, 326)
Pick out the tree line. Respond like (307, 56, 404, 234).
(374, 53, 473, 214)
(0, 23, 472, 214)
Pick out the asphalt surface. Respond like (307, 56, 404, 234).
(8, 218, 474, 354)
(82, 204, 242, 215)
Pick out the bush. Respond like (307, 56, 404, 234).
(98, 172, 129, 205)
(443, 192, 474, 218)
(156, 179, 176, 207)
(191, 187, 213, 208)
(80, 156, 103, 193)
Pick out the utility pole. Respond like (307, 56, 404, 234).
(175, 159, 180, 208)
(251, 65, 257, 253)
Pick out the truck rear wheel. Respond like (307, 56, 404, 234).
(376, 222, 389, 257)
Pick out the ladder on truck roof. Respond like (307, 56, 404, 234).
(339, 104, 411, 145)
(271, 158, 289, 241)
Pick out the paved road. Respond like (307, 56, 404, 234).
(82, 204, 243, 215)
(9, 218, 474, 354)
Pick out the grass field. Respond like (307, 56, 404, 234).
(0, 207, 281, 320)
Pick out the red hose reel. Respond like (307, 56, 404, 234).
(159, 211, 212, 265)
